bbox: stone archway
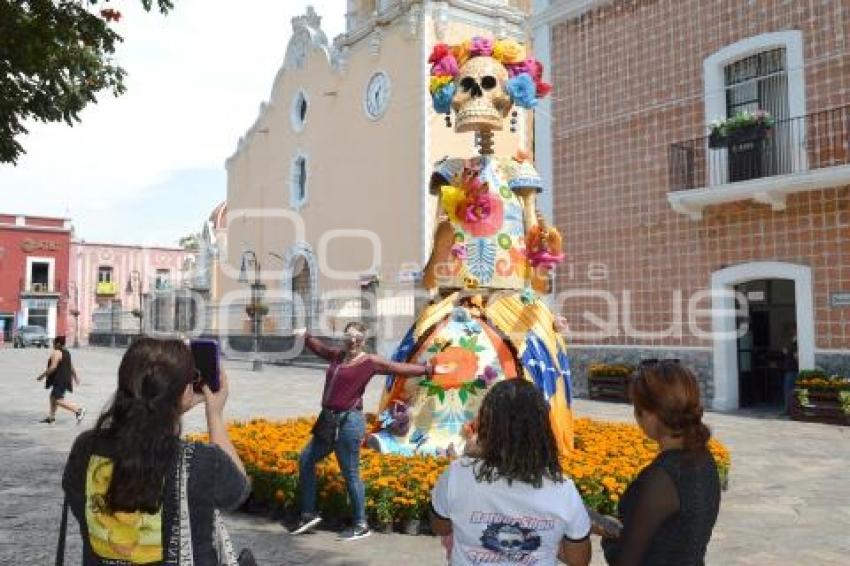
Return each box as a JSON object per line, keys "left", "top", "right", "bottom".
{"left": 710, "top": 261, "right": 814, "bottom": 410}
{"left": 281, "top": 242, "right": 318, "bottom": 331}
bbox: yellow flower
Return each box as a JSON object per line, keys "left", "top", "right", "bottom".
{"left": 452, "top": 40, "right": 472, "bottom": 67}
{"left": 492, "top": 39, "right": 525, "bottom": 64}
{"left": 430, "top": 75, "right": 453, "bottom": 93}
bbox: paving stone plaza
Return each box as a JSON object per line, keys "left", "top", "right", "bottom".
{"left": 1, "top": 347, "right": 847, "bottom": 565}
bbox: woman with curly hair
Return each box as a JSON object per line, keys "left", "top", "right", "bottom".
{"left": 430, "top": 379, "right": 591, "bottom": 565}
{"left": 597, "top": 360, "right": 721, "bottom": 565}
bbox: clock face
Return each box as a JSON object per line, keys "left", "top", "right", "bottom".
{"left": 364, "top": 71, "right": 391, "bottom": 120}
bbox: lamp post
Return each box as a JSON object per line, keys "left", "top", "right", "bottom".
{"left": 67, "top": 282, "right": 80, "bottom": 349}
{"left": 239, "top": 251, "right": 265, "bottom": 371}
{"left": 126, "top": 270, "right": 143, "bottom": 336}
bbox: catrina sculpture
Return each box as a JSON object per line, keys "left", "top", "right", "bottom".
{"left": 368, "top": 36, "right": 573, "bottom": 457}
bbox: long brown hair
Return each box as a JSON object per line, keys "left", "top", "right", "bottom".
{"left": 94, "top": 337, "right": 195, "bottom": 513}
{"left": 474, "top": 379, "right": 562, "bottom": 487}
{"left": 630, "top": 361, "right": 711, "bottom": 452}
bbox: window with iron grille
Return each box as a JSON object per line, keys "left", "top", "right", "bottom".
{"left": 291, "top": 155, "right": 308, "bottom": 208}
{"left": 724, "top": 48, "right": 791, "bottom": 181}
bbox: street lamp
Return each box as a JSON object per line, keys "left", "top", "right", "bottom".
{"left": 239, "top": 251, "right": 265, "bottom": 371}
{"left": 126, "top": 270, "right": 143, "bottom": 336}
{"left": 67, "top": 282, "right": 80, "bottom": 348}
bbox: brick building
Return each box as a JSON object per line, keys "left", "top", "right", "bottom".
{"left": 0, "top": 214, "right": 72, "bottom": 341}
{"left": 532, "top": 0, "right": 850, "bottom": 409}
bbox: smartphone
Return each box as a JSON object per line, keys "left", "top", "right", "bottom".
{"left": 190, "top": 339, "right": 220, "bottom": 393}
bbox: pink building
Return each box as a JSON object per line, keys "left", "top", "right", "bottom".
{"left": 68, "top": 242, "right": 194, "bottom": 345}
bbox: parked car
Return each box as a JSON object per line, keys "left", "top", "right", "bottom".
{"left": 13, "top": 326, "right": 50, "bottom": 348}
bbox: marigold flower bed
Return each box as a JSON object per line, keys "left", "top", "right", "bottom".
{"left": 190, "top": 416, "right": 730, "bottom": 524}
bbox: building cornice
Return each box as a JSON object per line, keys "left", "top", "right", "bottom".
{"left": 530, "top": 0, "right": 614, "bottom": 29}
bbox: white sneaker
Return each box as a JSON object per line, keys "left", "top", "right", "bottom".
{"left": 290, "top": 514, "right": 322, "bottom": 535}
{"left": 76, "top": 407, "right": 86, "bottom": 424}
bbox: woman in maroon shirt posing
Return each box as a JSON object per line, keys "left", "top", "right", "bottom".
{"left": 290, "top": 321, "right": 443, "bottom": 541}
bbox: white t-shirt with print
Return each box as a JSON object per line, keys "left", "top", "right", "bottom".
{"left": 431, "top": 457, "right": 591, "bottom": 565}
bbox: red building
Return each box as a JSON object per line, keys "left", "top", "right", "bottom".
{"left": 533, "top": 0, "right": 850, "bottom": 410}
{"left": 0, "top": 214, "right": 72, "bottom": 341}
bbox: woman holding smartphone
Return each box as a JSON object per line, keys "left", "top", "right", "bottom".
{"left": 61, "top": 337, "right": 250, "bottom": 564}
{"left": 291, "top": 322, "right": 446, "bottom": 541}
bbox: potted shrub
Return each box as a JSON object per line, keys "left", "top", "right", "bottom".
{"left": 587, "top": 362, "right": 635, "bottom": 402}
{"left": 708, "top": 109, "right": 775, "bottom": 148}
{"left": 792, "top": 369, "right": 850, "bottom": 425}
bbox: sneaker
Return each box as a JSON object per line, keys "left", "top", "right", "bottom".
{"left": 338, "top": 524, "right": 371, "bottom": 541}
{"left": 289, "top": 514, "right": 322, "bottom": 535}
{"left": 39, "top": 416, "right": 55, "bottom": 424}
{"left": 76, "top": 407, "right": 86, "bottom": 424}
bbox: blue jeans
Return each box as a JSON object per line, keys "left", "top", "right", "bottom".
{"left": 299, "top": 409, "right": 366, "bottom": 525}
{"left": 784, "top": 371, "right": 798, "bottom": 412}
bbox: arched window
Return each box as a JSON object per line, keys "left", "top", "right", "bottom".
{"left": 290, "top": 154, "right": 308, "bottom": 209}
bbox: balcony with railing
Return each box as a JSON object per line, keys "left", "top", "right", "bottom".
{"left": 20, "top": 278, "right": 61, "bottom": 297}
{"left": 668, "top": 105, "right": 850, "bottom": 220}
{"left": 96, "top": 281, "right": 118, "bottom": 297}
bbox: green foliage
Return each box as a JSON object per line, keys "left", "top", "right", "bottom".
{"left": 0, "top": 0, "right": 174, "bottom": 164}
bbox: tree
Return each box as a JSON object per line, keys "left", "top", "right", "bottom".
{"left": 0, "top": 0, "right": 174, "bottom": 164}
{"left": 178, "top": 231, "right": 200, "bottom": 251}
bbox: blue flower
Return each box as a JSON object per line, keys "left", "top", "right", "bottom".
{"left": 432, "top": 82, "right": 456, "bottom": 114}
{"left": 451, "top": 306, "right": 472, "bottom": 323}
{"left": 506, "top": 73, "right": 538, "bottom": 109}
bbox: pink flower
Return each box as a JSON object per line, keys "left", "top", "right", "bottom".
{"left": 462, "top": 195, "right": 492, "bottom": 223}
{"left": 431, "top": 54, "right": 459, "bottom": 77}
{"left": 481, "top": 366, "right": 499, "bottom": 386}
{"left": 508, "top": 58, "right": 544, "bottom": 80}
{"left": 469, "top": 36, "right": 493, "bottom": 57}
{"left": 457, "top": 193, "right": 504, "bottom": 237}
{"left": 451, "top": 243, "right": 467, "bottom": 259}
{"left": 527, "top": 249, "right": 565, "bottom": 270}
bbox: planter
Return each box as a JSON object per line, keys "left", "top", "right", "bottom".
{"left": 588, "top": 374, "right": 631, "bottom": 403}
{"left": 709, "top": 124, "right": 771, "bottom": 148}
{"left": 403, "top": 518, "right": 422, "bottom": 536}
{"left": 375, "top": 520, "right": 394, "bottom": 534}
{"left": 791, "top": 388, "right": 850, "bottom": 426}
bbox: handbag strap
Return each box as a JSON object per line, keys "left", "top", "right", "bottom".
{"left": 178, "top": 443, "right": 195, "bottom": 566}
{"left": 54, "top": 496, "right": 69, "bottom": 566}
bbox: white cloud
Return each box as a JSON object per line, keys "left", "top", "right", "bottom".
{"left": 0, "top": 0, "right": 345, "bottom": 240}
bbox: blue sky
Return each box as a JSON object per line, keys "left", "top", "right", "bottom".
{"left": 0, "top": 1, "right": 344, "bottom": 246}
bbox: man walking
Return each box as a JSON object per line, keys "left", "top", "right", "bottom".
{"left": 36, "top": 336, "right": 85, "bottom": 424}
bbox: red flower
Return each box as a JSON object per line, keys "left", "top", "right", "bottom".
{"left": 535, "top": 79, "right": 552, "bottom": 98}
{"left": 428, "top": 43, "right": 451, "bottom": 64}
{"left": 100, "top": 8, "right": 122, "bottom": 22}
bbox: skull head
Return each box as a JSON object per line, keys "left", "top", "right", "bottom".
{"left": 451, "top": 56, "right": 511, "bottom": 133}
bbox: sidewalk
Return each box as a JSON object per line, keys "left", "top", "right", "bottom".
{"left": 1, "top": 347, "right": 848, "bottom": 564}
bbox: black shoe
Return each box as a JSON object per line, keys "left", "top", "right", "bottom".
{"left": 290, "top": 514, "right": 322, "bottom": 535}
{"left": 40, "top": 416, "right": 55, "bottom": 424}
{"left": 338, "top": 524, "right": 371, "bottom": 541}
{"left": 76, "top": 407, "right": 86, "bottom": 424}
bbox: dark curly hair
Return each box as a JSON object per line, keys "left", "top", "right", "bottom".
{"left": 473, "top": 379, "right": 562, "bottom": 488}
{"left": 94, "top": 337, "right": 195, "bottom": 513}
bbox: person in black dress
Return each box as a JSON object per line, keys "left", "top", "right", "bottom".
{"left": 36, "top": 336, "right": 85, "bottom": 424}
{"left": 595, "top": 361, "right": 721, "bottom": 566}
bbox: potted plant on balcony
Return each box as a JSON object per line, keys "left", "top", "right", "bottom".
{"left": 587, "top": 362, "right": 635, "bottom": 402}
{"left": 131, "top": 308, "right": 143, "bottom": 319}
{"left": 708, "top": 109, "right": 775, "bottom": 148}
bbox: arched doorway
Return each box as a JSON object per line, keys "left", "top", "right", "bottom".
{"left": 291, "top": 255, "right": 312, "bottom": 330}
{"left": 281, "top": 242, "right": 318, "bottom": 332}
{"left": 710, "top": 262, "right": 814, "bottom": 410}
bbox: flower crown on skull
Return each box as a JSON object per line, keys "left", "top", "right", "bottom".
{"left": 428, "top": 36, "right": 552, "bottom": 115}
